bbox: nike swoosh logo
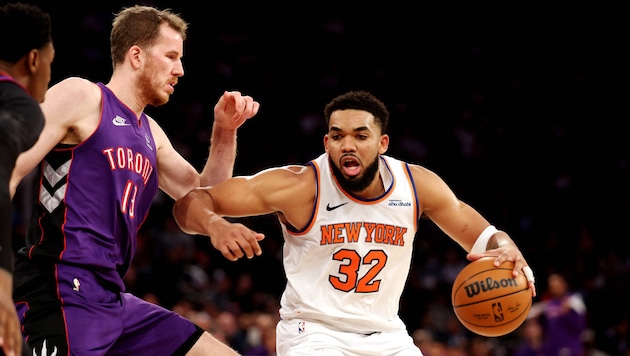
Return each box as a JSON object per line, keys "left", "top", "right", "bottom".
{"left": 112, "top": 115, "right": 131, "bottom": 126}
{"left": 326, "top": 202, "right": 348, "bottom": 211}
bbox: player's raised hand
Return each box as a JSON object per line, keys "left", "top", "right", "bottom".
{"left": 213, "top": 91, "right": 260, "bottom": 131}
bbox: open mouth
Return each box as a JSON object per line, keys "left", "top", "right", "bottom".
{"left": 341, "top": 156, "right": 360, "bottom": 177}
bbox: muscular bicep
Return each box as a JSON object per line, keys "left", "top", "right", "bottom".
{"left": 412, "top": 165, "right": 490, "bottom": 251}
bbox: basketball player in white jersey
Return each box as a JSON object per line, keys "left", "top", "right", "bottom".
{"left": 172, "top": 90, "right": 537, "bottom": 355}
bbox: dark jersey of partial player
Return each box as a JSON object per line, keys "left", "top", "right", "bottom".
{"left": 19, "top": 82, "right": 158, "bottom": 292}
{"left": 0, "top": 73, "right": 45, "bottom": 272}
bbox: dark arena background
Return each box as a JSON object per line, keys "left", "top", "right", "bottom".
{"left": 7, "top": 1, "right": 628, "bottom": 354}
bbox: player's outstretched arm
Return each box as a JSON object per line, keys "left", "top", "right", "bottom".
{"left": 174, "top": 165, "right": 311, "bottom": 261}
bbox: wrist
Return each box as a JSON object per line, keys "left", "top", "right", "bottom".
{"left": 210, "top": 123, "right": 237, "bottom": 144}
{"left": 471, "top": 225, "right": 499, "bottom": 253}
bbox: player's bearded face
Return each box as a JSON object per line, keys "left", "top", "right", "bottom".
{"left": 329, "top": 154, "right": 380, "bottom": 194}
{"left": 139, "top": 53, "right": 170, "bottom": 107}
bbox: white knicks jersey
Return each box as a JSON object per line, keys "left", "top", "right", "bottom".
{"left": 279, "top": 153, "right": 420, "bottom": 334}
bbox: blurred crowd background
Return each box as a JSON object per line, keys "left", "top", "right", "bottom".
{"left": 8, "top": 1, "right": 629, "bottom": 355}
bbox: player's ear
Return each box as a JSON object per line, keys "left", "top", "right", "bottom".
{"left": 379, "top": 134, "right": 389, "bottom": 154}
{"left": 129, "top": 45, "right": 143, "bottom": 69}
{"left": 24, "top": 48, "right": 40, "bottom": 74}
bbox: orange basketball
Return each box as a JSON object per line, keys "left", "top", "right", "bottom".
{"left": 451, "top": 257, "right": 532, "bottom": 337}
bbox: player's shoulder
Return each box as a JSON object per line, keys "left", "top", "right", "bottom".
{"left": 43, "top": 77, "right": 101, "bottom": 108}
{"left": 404, "top": 162, "right": 447, "bottom": 187}
{"left": 404, "top": 161, "right": 433, "bottom": 175}
{"left": 40, "top": 77, "right": 103, "bottom": 127}
{"left": 0, "top": 79, "right": 32, "bottom": 102}
{"left": 257, "top": 164, "right": 311, "bottom": 177}
{"left": 0, "top": 75, "right": 22, "bottom": 89}
{"left": 0, "top": 82, "right": 41, "bottom": 128}
{"left": 49, "top": 76, "right": 100, "bottom": 97}
{"left": 251, "top": 164, "right": 315, "bottom": 189}
{"left": 52, "top": 76, "right": 94, "bottom": 87}
{"left": 0, "top": 82, "right": 41, "bottom": 126}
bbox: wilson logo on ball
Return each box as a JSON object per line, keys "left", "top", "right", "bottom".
{"left": 463, "top": 277, "right": 520, "bottom": 298}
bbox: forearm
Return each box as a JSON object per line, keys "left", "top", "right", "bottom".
{"left": 173, "top": 188, "right": 219, "bottom": 235}
{"left": 200, "top": 124, "right": 237, "bottom": 187}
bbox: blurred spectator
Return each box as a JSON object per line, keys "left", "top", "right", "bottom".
{"left": 528, "top": 272, "right": 587, "bottom": 356}
{"left": 246, "top": 312, "right": 278, "bottom": 356}
{"left": 412, "top": 328, "right": 453, "bottom": 356}
{"left": 443, "top": 315, "right": 469, "bottom": 350}
{"left": 514, "top": 318, "right": 545, "bottom": 356}
{"left": 172, "top": 298, "right": 213, "bottom": 331}
{"left": 465, "top": 336, "right": 496, "bottom": 356}
{"left": 412, "top": 328, "right": 434, "bottom": 350}
{"left": 214, "top": 310, "right": 249, "bottom": 354}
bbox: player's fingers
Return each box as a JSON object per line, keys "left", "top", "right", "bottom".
{"left": 466, "top": 252, "right": 489, "bottom": 261}
{"left": 522, "top": 266, "right": 537, "bottom": 297}
{"left": 4, "top": 335, "right": 20, "bottom": 356}
{"left": 251, "top": 101, "right": 260, "bottom": 116}
{"left": 228, "top": 241, "right": 246, "bottom": 260}
{"left": 522, "top": 266, "right": 535, "bottom": 283}
{"left": 238, "top": 95, "right": 248, "bottom": 112}
{"left": 0, "top": 322, "right": 20, "bottom": 356}
{"left": 0, "top": 310, "right": 9, "bottom": 344}
{"left": 233, "top": 96, "right": 256, "bottom": 120}
{"left": 220, "top": 245, "right": 238, "bottom": 262}
{"left": 238, "top": 243, "right": 255, "bottom": 259}
{"left": 528, "top": 281, "right": 537, "bottom": 297}
{"left": 240, "top": 233, "right": 264, "bottom": 258}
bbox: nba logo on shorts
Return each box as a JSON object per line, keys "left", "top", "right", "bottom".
{"left": 298, "top": 321, "right": 306, "bottom": 334}
{"left": 492, "top": 302, "right": 504, "bottom": 322}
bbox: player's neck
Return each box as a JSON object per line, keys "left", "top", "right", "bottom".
{"left": 106, "top": 76, "right": 146, "bottom": 118}
{"left": 0, "top": 61, "right": 17, "bottom": 77}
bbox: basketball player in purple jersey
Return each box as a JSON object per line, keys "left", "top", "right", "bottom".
{"left": 9, "top": 5, "right": 263, "bottom": 356}
{"left": 0, "top": 3, "right": 54, "bottom": 356}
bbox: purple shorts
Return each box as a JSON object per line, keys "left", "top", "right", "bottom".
{"left": 14, "top": 261, "right": 202, "bottom": 355}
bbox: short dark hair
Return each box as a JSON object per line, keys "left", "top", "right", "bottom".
{"left": 0, "top": 2, "right": 52, "bottom": 63}
{"left": 323, "top": 90, "right": 390, "bottom": 134}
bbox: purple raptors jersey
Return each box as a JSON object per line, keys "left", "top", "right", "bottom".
{"left": 21, "top": 82, "right": 158, "bottom": 292}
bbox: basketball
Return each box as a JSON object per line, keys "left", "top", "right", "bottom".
{"left": 451, "top": 257, "right": 532, "bottom": 337}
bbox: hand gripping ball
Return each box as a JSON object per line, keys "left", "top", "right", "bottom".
{"left": 451, "top": 257, "right": 532, "bottom": 337}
